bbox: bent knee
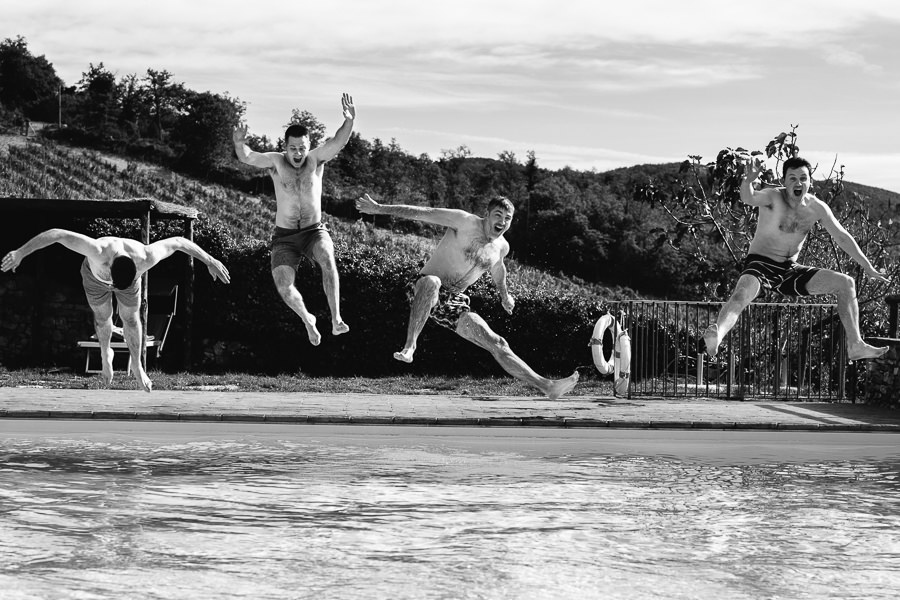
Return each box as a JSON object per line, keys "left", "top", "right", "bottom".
{"left": 836, "top": 274, "right": 855, "bottom": 294}
{"left": 415, "top": 275, "right": 442, "bottom": 298}
{"left": 272, "top": 268, "right": 296, "bottom": 293}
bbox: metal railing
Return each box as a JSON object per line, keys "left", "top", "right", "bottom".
{"left": 611, "top": 300, "right": 847, "bottom": 400}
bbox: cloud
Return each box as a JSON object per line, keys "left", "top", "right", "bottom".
{"left": 821, "top": 46, "right": 884, "bottom": 73}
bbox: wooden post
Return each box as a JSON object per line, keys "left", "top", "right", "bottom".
{"left": 183, "top": 217, "right": 195, "bottom": 369}
{"left": 886, "top": 294, "right": 900, "bottom": 338}
{"left": 140, "top": 210, "right": 150, "bottom": 369}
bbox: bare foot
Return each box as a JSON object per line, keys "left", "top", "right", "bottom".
{"left": 332, "top": 321, "right": 350, "bottom": 336}
{"left": 304, "top": 315, "right": 321, "bottom": 346}
{"left": 546, "top": 371, "right": 580, "bottom": 400}
{"left": 393, "top": 349, "right": 414, "bottom": 363}
{"left": 848, "top": 342, "right": 889, "bottom": 361}
{"left": 101, "top": 352, "right": 114, "bottom": 386}
{"left": 132, "top": 364, "right": 153, "bottom": 393}
{"left": 702, "top": 324, "right": 720, "bottom": 358}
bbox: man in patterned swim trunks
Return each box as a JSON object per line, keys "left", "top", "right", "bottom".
{"left": 356, "top": 193, "right": 579, "bottom": 400}
{"left": 2, "top": 229, "right": 230, "bottom": 391}
{"left": 703, "top": 156, "right": 890, "bottom": 360}
{"left": 233, "top": 94, "right": 356, "bottom": 346}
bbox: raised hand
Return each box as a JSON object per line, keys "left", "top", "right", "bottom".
{"left": 744, "top": 155, "right": 764, "bottom": 180}
{"left": 341, "top": 93, "right": 356, "bottom": 121}
{"left": 232, "top": 124, "right": 249, "bottom": 145}
{"left": 355, "top": 193, "right": 380, "bottom": 215}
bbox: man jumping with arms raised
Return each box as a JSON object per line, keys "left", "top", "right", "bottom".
{"left": 356, "top": 193, "right": 579, "bottom": 400}
{"left": 703, "top": 156, "right": 890, "bottom": 361}
{"left": 2, "top": 229, "right": 230, "bottom": 392}
{"left": 233, "top": 93, "right": 355, "bottom": 345}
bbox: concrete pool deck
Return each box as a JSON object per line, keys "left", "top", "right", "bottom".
{"left": 1, "top": 387, "right": 899, "bottom": 432}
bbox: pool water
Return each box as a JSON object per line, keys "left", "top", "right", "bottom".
{"left": 1, "top": 422, "right": 899, "bottom": 600}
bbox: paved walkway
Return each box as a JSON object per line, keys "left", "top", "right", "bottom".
{"left": 1, "top": 387, "right": 898, "bottom": 432}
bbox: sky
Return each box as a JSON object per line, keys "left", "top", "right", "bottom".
{"left": 6, "top": 0, "right": 900, "bottom": 192}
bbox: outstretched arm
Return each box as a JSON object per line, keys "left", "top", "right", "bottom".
{"left": 145, "top": 238, "right": 231, "bottom": 283}
{"left": 313, "top": 93, "right": 355, "bottom": 163}
{"left": 2, "top": 229, "right": 102, "bottom": 273}
{"left": 490, "top": 254, "right": 515, "bottom": 314}
{"left": 233, "top": 125, "right": 279, "bottom": 169}
{"left": 816, "top": 201, "right": 890, "bottom": 283}
{"left": 356, "top": 193, "right": 471, "bottom": 229}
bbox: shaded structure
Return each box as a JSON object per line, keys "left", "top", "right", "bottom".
{"left": 0, "top": 197, "right": 199, "bottom": 369}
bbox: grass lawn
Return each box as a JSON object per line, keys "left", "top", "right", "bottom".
{"left": 0, "top": 367, "right": 614, "bottom": 397}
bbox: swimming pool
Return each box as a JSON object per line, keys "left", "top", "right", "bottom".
{"left": 1, "top": 421, "right": 899, "bottom": 599}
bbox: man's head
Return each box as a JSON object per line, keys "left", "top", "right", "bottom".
{"left": 782, "top": 157, "right": 813, "bottom": 199}
{"left": 284, "top": 124, "right": 310, "bottom": 167}
{"left": 110, "top": 255, "right": 137, "bottom": 290}
{"left": 485, "top": 196, "right": 515, "bottom": 239}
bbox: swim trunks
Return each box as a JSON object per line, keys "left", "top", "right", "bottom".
{"left": 80, "top": 258, "right": 140, "bottom": 309}
{"left": 407, "top": 275, "right": 471, "bottom": 332}
{"left": 741, "top": 253, "right": 820, "bottom": 296}
{"left": 270, "top": 222, "right": 331, "bottom": 270}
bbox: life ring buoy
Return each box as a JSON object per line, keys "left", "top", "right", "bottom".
{"left": 590, "top": 314, "right": 617, "bottom": 375}
{"left": 613, "top": 330, "right": 631, "bottom": 396}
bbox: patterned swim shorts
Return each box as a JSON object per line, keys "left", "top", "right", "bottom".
{"left": 407, "top": 275, "right": 471, "bottom": 332}
{"left": 741, "top": 253, "right": 820, "bottom": 296}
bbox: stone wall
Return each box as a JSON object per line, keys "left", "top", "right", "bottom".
{"left": 862, "top": 338, "right": 900, "bottom": 409}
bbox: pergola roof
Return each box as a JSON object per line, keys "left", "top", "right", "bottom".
{"left": 0, "top": 197, "right": 199, "bottom": 220}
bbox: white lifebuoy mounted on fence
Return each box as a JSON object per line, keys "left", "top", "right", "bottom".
{"left": 590, "top": 314, "right": 616, "bottom": 375}
{"left": 589, "top": 313, "right": 631, "bottom": 396}
{"left": 613, "top": 329, "right": 631, "bottom": 396}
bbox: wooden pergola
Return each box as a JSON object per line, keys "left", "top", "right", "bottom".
{"left": 0, "top": 197, "right": 200, "bottom": 368}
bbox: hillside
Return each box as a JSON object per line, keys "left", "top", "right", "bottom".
{"left": 0, "top": 140, "right": 634, "bottom": 299}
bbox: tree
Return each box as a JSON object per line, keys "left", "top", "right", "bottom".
{"left": 284, "top": 108, "right": 326, "bottom": 148}
{"left": 74, "top": 62, "right": 120, "bottom": 133}
{"left": 172, "top": 90, "right": 245, "bottom": 173}
{"left": 0, "top": 36, "right": 62, "bottom": 120}
{"left": 117, "top": 73, "right": 147, "bottom": 137}
{"left": 144, "top": 68, "right": 184, "bottom": 141}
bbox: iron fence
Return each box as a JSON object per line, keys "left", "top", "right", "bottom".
{"left": 610, "top": 300, "right": 847, "bottom": 400}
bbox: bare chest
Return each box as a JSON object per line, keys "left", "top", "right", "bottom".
{"left": 462, "top": 236, "right": 502, "bottom": 270}
{"left": 775, "top": 206, "right": 817, "bottom": 235}
{"left": 272, "top": 161, "right": 320, "bottom": 197}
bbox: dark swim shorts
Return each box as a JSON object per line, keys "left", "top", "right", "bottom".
{"left": 741, "top": 253, "right": 820, "bottom": 296}
{"left": 80, "top": 258, "right": 140, "bottom": 309}
{"left": 407, "top": 275, "right": 471, "bottom": 332}
{"left": 270, "top": 222, "right": 331, "bottom": 270}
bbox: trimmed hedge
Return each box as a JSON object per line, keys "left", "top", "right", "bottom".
{"left": 188, "top": 219, "right": 608, "bottom": 377}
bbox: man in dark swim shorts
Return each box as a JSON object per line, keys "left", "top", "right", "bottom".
{"left": 703, "top": 156, "right": 890, "bottom": 361}
{"left": 270, "top": 222, "right": 332, "bottom": 271}
{"left": 233, "top": 93, "right": 356, "bottom": 346}
{"left": 740, "top": 253, "right": 820, "bottom": 297}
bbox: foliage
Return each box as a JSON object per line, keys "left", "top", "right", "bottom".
{"left": 1, "top": 143, "right": 632, "bottom": 378}
{"left": 2, "top": 36, "right": 899, "bottom": 311}
{"left": 638, "top": 126, "right": 900, "bottom": 336}
{"left": 0, "top": 36, "right": 62, "bottom": 121}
